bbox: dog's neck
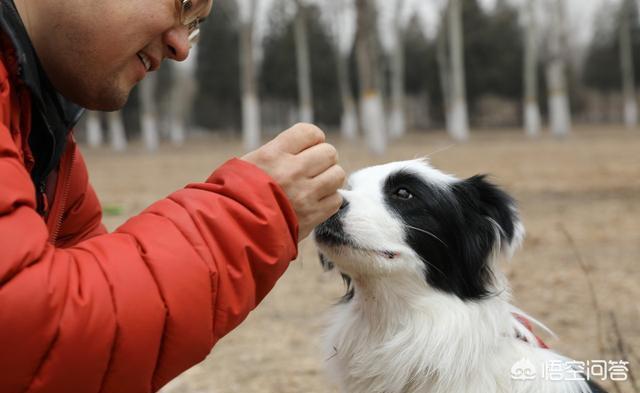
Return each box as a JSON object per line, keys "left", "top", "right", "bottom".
{"left": 328, "top": 270, "right": 519, "bottom": 392}
{"left": 346, "top": 269, "right": 511, "bottom": 323}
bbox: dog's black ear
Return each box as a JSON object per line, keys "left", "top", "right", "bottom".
{"left": 453, "top": 175, "right": 521, "bottom": 249}
{"left": 319, "top": 252, "right": 335, "bottom": 271}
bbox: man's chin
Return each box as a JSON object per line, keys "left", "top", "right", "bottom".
{"left": 59, "top": 82, "right": 131, "bottom": 111}
{"left": 76, "top": 91, "right": 130, "bottom": 112}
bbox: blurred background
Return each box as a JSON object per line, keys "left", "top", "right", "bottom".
{"left": 79, "top": 0, "right": 639, "bottom": 392}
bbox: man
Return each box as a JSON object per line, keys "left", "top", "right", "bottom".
{"left": 0, "top": 0, "right": 345, "bottom": 392}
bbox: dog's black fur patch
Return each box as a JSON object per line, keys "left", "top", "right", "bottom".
{"left": 315, "top": 198, "right": 353, "bottom": 248}
{"left": 383, "top": 171, "right": 518, "bottom": 301}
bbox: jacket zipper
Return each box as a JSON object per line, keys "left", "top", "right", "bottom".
{"left": 36, "top": 181, "right": 49, "bottom": 217}
{"left": 49, "top": 147, "right": 75, "bottom": 245}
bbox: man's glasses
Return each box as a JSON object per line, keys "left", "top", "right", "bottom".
{"left": 176, "top": 0, "right": 208, "bottom": 44}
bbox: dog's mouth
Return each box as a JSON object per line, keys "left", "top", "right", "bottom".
{"left": 314, "top": 227, "right": 399, "bottom": 260}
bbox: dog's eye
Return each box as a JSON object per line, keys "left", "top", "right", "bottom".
{"left": 393, "top": 188, "right": 413, "bottom": 200}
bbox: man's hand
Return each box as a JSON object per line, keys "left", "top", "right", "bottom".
{"left": 242, "top": 123, "right": 345, "bottom": 240}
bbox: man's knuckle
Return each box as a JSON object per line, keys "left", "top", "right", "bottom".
{"left": 302, "top": 123, "right": 325, "bottom": 141}
{"left": 325, "top": 144, "right": 338, "bottom": 163}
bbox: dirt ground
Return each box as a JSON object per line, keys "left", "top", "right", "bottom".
{"left": 84, "top": 126, "right": 640, "bottom": 393}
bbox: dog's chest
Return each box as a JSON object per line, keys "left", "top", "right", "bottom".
{"left": 324, "top": 305, "right": 440, "bottom": 393}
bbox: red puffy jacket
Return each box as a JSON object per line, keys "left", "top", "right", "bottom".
{"left": 0, "top": 19, "right": 298, "bottom": 393}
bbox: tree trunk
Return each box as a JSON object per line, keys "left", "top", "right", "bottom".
{"left": 239, "top": 0, "right": 261, "bottom": 151}
{"left": 108, "top": 111, "right": 127, "bottom": 152}
{"left": 169, "top": 46, "right": 198, "bottom": 145}
{"left": 620, "top": 0, "right": 638, "bottom": 129}
{"left": 336, "top": 47, "right": 358, "bottom": 140}
{"left": 325, "top": 0, "right": 358, "bottom": 140}
{"left": 139, "top": 73, "right": 160, "bottom": 151}
{"left": 448, "top": 0, "right": 469, "bottom": 141}
{"left": 436, "top": 16, "right": 452, "bottom": 133}
{"left": 524, "top": 0, "right": 541, "bottom": 137}
{"left": 85, "top": 111, "right": 103, "bottom": 148}
{"left": 389, "top": 0, "right": 407, "bottom": 139}
{"left": 546, "top": 0, "right": 571, "bottom": 137}
{"left": 356, "top": 0, "right": 386, "bottom": 155}
{"left": 294, "top": 0, "right": 314, "bottom": 123}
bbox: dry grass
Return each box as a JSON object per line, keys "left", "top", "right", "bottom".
{"left": 84, "top": 126, "right": 640, "bottom": 393}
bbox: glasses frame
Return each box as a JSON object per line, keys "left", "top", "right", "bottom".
{"left": 176, "top": 0, "right": 202, "bottom": 44}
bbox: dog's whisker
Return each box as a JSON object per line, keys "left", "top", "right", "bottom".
{"left": 421, "top": 257, "right": 446, "bottom": 277}
{"left": 403, "top": 224, "right": 449, "bottom": 248}
{"left": 423, "top": 144, "right": 454, "bottom": 159}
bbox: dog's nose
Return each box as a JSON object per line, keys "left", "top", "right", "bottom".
{"left": 339, "top": 198, "right": 350, "bottom": 211}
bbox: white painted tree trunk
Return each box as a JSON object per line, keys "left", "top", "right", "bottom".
{"left": 108, "top": 111, "right": 127, "bottom": 152}
{"left": 341, "top": 100, "right": 358, "bottom": 141}
{"left": 242, "top": 93, "right": 261, "bottom": 151}
{"left": 356, "top": 0, "right": 386, "bottom": 154}
{"left": 85, "top": 111, "right": 103, "bottom": 148}
{"left": 239, "top": 1, "right": 261, "bottom": 151}
{"left": 546, "top": 61, "right": 571, "bottom": 137}
{"left": 448, "top": 0, "right": 469, "bottom": 141}
{"left": 139, "top": 72, "right": 160, "bottom": 151}
{"left": 169, "top": 47, "right": 198, "bottom": 145}
{"left": 524, "top": 102, "right": 541, "bottom": 137}
{"left": 524, "top": 0, "right": 541, "bottom": 137}
{"left": 620, "top": 0, "right": 638, "bottom": 129}
{"left": 436, "top": 19, "right": 452, "bottom": 133}
{"left": 361, "top": 92, "right": 386, "bottom": 155}
{"left": 389, "top": 30, "right": 406, "bottom": 139}
{"left": 294, "top": 1, "right": 314, "bottom": 123}
{"left": 546, "top": 0, "right": 571, "bottom": 137}
{"left": 322, "top": 0, "right": 358, "bottom": 140}
{"left": 624, "top": 99, "right": 638, "bottom": 127}
{"left": 336, "top": 49, "right": 358, "bottom": 140}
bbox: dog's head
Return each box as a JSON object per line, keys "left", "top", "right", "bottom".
{"left": 314, "top": 159, "right": 524, "bottom": 301}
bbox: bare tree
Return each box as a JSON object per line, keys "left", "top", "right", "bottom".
{"left": 620, "top": 0, "right": 638, "bottom": 129}
{"left": 436, "top": 10, "right": 452, "bottom": 134}
{"left": 85, "top": 111, "right": 103, "bottom": 148}
{"left": 523, "top": 0, "right": 541, "bottom": 137}
{"left": 168, "top": 46, "right": 199, "bottom": 145}
{"left": 356, "top": 0, "right": 387, "bottom": 155}
{"left": 108, "top": 111, "right": 127, "bottom": 152}
{"left": 321, "top": 0, "right": 358, "bottom": 140}
{"left": 238, "top": 0, "right": 261, "bottom": 151}
{"left": 447, "top": 0, "right": 469, "bottom": 141}
{"left": 139, "top": 73, "right": 160, "bottom": 151}
{"left": 387, "top": 0, "right": 408, "bottom": 139}
{"left": 294, "top": 0, "right": 314, "bottom": 123}
{"left": 545, "top": 0, "right": 571, "bottom": 137}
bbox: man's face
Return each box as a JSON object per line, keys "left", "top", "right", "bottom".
{"left": 16, "top": 0, "right": 212, "bottom": 110}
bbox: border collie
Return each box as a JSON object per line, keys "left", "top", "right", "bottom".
{"left": 314, "top": 159, "right": 606, "bottom": 393}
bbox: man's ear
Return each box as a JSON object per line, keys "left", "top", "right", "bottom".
{"left": 453, "top": 175, "right": 524, "bottom": 257}
{"left": 319, "top": 252, "right": 335, "bottom": 271}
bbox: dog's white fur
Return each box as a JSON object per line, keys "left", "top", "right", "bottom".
{"left": 316, "top": 160, "right": 593, "bottom": 393}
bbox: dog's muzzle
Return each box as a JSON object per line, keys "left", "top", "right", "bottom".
{"left": 314, "top": 198, "right": 352, "bottom": 247}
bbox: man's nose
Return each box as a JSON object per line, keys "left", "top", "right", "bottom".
{"left": 162, "top": 27, "right": 191, "bottom": 62}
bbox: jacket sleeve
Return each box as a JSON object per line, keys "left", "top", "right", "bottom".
{"left": 0, "top": 125, "right": 299, "bottom": 393}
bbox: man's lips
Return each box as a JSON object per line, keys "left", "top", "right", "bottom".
{"left": 136, "top": 52, "right": 159, "bottom": 72}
